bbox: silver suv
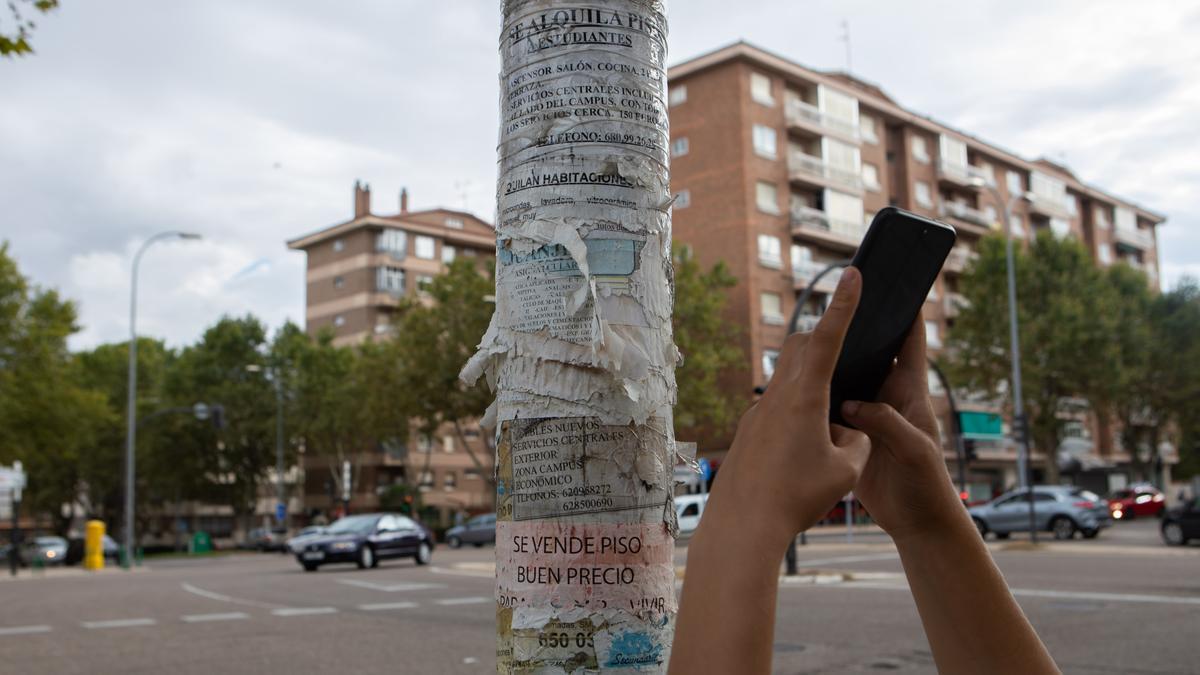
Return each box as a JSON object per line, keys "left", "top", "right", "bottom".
{"left": 968, "top": 486, "right": 1112, "bottom": 540}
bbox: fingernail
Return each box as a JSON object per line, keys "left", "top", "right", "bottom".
{"left": 836, "top": 266, "right": 860, "bottom": 294}
{"left": 842, "top": 400, "right": 862, "bottom": 417}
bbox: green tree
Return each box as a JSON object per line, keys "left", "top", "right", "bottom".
{"left": 671, "top": 246, "right": 744, "bottom": 438}
{"left": 0, "top": 242, "right": 110, "bottom": 534}
{"left": 386, "top": 258, "right": 496, "bottom": 487}
{"left": 1, "top": 0, "right": 58, "bottom": 58}
{"left": 945, "top": 233, "right": 1118, "bottom": 484}
{"left": 1149, "top": 280, "right": 1200, "bottom": 480}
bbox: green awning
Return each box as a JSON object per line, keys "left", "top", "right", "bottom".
{"left": 959, "top": 411, "right": 1004, "bottom": 439}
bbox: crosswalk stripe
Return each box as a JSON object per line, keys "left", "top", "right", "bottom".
{"left": 358, "top": 602, "right": 419, "bottom": 611}
{"left": 181, "top": 612, "right": 250, "bottom": 623}
{"left": 82, "top": 618, "right": 157, "bottom": 629}
{"left": 435, "top": 596, "right": 490, "bottom": 606}
{"left": 271, "top": 607, "right": 338, "bottom": 617}
{"left": 0, "top": 625, "right": 51, "bottom": 636}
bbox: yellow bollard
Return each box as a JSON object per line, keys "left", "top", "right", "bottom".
{"left": 84, "top": 520, "right": 105, "bottom": 571}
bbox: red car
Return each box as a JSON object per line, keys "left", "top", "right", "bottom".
{"left": 1108, "top": 485, "right": 1166, "bottom": 520}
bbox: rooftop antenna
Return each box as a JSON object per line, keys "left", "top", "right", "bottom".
{"left": 453, "top": 179, "right": 473, "bottom": 211}
{"left": 839, "top": 20, "right": 852, "bottom": 73}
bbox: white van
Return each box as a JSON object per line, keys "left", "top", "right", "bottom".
{"left": 676, "top": 494, "right": 709, "bottom": 536}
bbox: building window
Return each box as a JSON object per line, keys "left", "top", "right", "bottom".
{"left": 462, "top": 247, "right": 477, "bottom": 257}
{"left": 862, "top": 162, "right": 881, "bottom": 192}
{"left": 673, "top": 189, "right": 690, "bottom": 209}
{"left": 750, "top": 72, "right": 774, "bottom": 106}
{"left": 752, "top": 125, "right": 777, "bottom": 159}
{"left": 859, "top": 113, "right": 878, "bottom": 144}
{"left": 1006, "top": 170, "right": 1023, "bottom": 196}
{"left": 464, "top": 468, "right": 482, "bottom": 480}
{"left": 1098, "top": 243, "right": 1112, "bottom": 265}
{"left": 823, "top": 137, "right": 861, "bottom": 186}
{"left": 443, "top": 435, "right": 455, "bottom": 453}
{"left": 914, "top": 181, "right": 933, "bottom": 208}
{"left": 1064, "top": 195, "right": 1078, "bottom": 216}
{"left": 984, "top": 205, "right": 997, "bottom": 225}
{"left": 1031, "top": 171, "right": 1067, "bottom": 208}
{"left": 377, "top": 266, "right": 406, "bottom": 295}
{"left": 1094, "top": 206, "right": 1110, "bottom": 229}
{"left": 757, "top": 234, "right": 782, "bottom": 269}
{"left": 671, "top": 137, "right": 689, "bottom": 157}
{"left": 1049, "top": 217, "right": 1071, "bottom": 239}
{"left": 980, "top": 162, "right": 997, "bottom": 186}
{"left": 417, "top": 274, "right": 434, "bottom": 293}
{"left": 417, "top": 434, "right": 433, "bottom": 452}
{"left": 415, "top": 235, "right": 436, "bottom": 259}
{"left": 755, "top": 181, "right": 780, "bottom": 214}
{"left": 669, "top": 85, "right": 687, "bottom": 106}
{"left": 911, "top": 136, "right": 930, "bottom": 164}
{"left": 418, "top": 470, "right": 434, "bottom": 488}
{"left": 333, "top": 275, "right": 344, "bottom": 289}
{"left": 826, "top": 190, "right": 865, "bottom": 235}
{"left": 333, "top": 314, "right": 346, "bottom": 328}
{"left": 791, "top": 244, "right": 812, "bottom": 275}
{"left": 377, "top": 229, "right": 407, "bottom": 256}
{"left": 760, "top": 292, "right": 784, "bottom": 325}
{"left": 441, "top": 244, "right": 456, "bottom": 263}
{"left": 925, "top": 320, "right": 941, "bottom": 348}
{"left": 444, "top": 471, "right": 457, "bottom": 490}
{"left": 926, "top": 367, "right": 945, "bottom": 395}
{"left": 1009, "top": 214, "right": 1025, "bottom": 238}
{"left": 445, "top": 217, "right": 464, "bottom": 228}
{"left": 333, "top": 238, "right": 344, "bottom": 252}
{"left": 374, "top": 313, "right": 392, "bottom": 335}
{"left": 762, "top": 349, "right": 780, "bottom": 380}
{"left": 1114, "top": 206, "right": 1136, "bottom": 232}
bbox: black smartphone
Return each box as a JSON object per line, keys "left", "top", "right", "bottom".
{"left": 829, "top": 207, "right": 956, "bottom": 427}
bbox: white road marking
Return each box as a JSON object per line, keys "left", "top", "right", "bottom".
{"left": 0, "top": 625, "right": 51, "bottom": 636}
{"left": 271, "top": 607, "right": 338, "bottom": 617}
{"left": 358, "top": 601, "right": 419, "bottom": 611}
{"left": 181, "top": 612, "right": 250, "bottom": 623}
{"left": 430, "top": 565, "right": 494, "bottom": 579}
{"left": 793, "top": 553, "right": 901, "bottom": 566}
{"left": 82, "top": 618, "right": 157, "bottom": 629}
{"left": 336, "top": 579, "right": 446, "bottom": 593}
{"left": 181, "top": 582, "right": 280, "bottom": 609}
{"left": 435, "top": 596, "right": 490, "bottom": 606}
{"left": 815, "top": 580, "right": 1200, "bottom": 607}
{"left": 463, "top": 657, "right": 479, "bottom": 664}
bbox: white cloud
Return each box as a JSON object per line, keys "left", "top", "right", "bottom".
{"left": 3, "top": 0, "right": 1196, "bottom": 350}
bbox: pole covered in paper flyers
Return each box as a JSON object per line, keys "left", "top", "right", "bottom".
{"left": 462, "top": 1, "right": 678, "bottom": 671}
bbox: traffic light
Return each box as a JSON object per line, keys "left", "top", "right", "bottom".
{"left": 963, "top": 438, "right": 977, "bottom": 462}
{"left": 210, "top": 405, "right": 226, "bottom": 430}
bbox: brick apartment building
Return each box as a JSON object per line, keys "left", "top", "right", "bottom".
{"left": 666, "top": 42, "right": 1168, "bottom": 498}
{"left": 286, "top": 183, "right": 496, "bottom": 525}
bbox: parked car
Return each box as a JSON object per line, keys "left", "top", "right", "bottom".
{"left": 1108, "top": 484, "right": 1167, "bottom": 520}
{"left": 246, "top": 527, "right": 289, "bottom": 552}
{"left": 286, "top": 526, "right": 328, "bottom": 554}
{"left": 26, "top": 536, "right": 69, "bottom": 566}
{"left": 445, "top": 514, "right": 496, "bottom": 549}
{"left": 293, "top": 513, "right": 433, "bottom": 572}
{"left": 675, "top": 494, "right": 708, "bottom": 535}
{"left": 65, "top": 533, "right": 122, "bottom": 566}
{"left": 968, "top": 486, "right": 1111, "bottom": 540}
{"left": 1161, "top": 497, "right": 1200, "bottom": 546}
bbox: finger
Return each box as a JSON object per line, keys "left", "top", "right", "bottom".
{"left": 799, "top": 266, "right": 862, "bottom": 394}
{"left": 840, "top": 400, "right": 928, "bottom": 462}
{"left": 771, "top": 331, "right": 810, "bottom": 383}
{"left": 830, "top": 423, "right": 871, "bottom": 481}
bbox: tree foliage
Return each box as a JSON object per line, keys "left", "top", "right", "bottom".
{"left": 671, "top": 246, "right": 744, "bottom": 436}
{"left": 1, "top": 0, "right": 58, "bottom": 58}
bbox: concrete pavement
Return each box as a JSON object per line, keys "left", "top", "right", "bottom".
{"left": 0, "top": 519, "right": 1196, "bottom": 674}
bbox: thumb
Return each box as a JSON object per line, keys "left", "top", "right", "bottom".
{"left": 841, "top": 400, "right": 927, "bottom": 460}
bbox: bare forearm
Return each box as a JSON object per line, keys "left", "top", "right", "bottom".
{"left": 895, "top": 516, "right": 1059, "bottom": 674}
{"left": 669, "top": 512, "right": 789, "bottom": 674}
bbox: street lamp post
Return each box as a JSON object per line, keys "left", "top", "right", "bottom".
{"left": 974, "top": 179, "right": 1038, "bottom": 543}
{"left": 124, "top": 231, "right": 201, "bottom": 567}
{"left": 247, "top": 364, "right": 287, "bottom": 529}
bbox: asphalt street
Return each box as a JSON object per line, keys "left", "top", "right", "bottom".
{"left": 1, "top": 519, "right": 1196, "bottom": 674}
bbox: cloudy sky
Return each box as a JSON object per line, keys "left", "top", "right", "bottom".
{"left": 4, "top": 1, "right": 1197, "bottom": 350}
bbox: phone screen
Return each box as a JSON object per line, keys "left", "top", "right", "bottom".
{"left": 829, "top": 207, "right": 956, "bottom": 426}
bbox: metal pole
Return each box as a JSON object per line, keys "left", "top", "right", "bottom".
{"left": 983, "top": 184, "right": 1037, "bottom": 544}
{"left": 124, "top": 231, "right": 200, "bottom": 568}
{"left": 927, "top": 359, "right": 967, "bottom": 496}
{"left": 785, "top": 259, "right": 852, "bottom": 576}
{"left": 274, "top": 371, "right": 285, "bottom": 529}
{"left": 8, "top": 492, "right": 17, "bottom": 577}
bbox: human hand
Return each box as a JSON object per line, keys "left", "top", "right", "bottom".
{"left": 700, "top": 268, "right": 871, "bottom": 551}
{"left": 840, "top": 314, "right": 970, "bottom": 544}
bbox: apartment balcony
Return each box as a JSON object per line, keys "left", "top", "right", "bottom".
{"left": 1113, "top": 226, "right": 1154, "bottom": 250}
{"left": 792, "top": 260, "right": 843, "bottom": 294}
{"left": 944, "top": 292, "right": 969, "bottom": 318}
{"left": 943, "top": 245, "right": 977, "bottom": 274}
{"left": 1027, "top": 192, "right": 1071, "bottom": 218}
{"left": 787, "top": 149, "right": 864, "bottom": 194}
{"left": 785, "top": 98, "right": 860, "bottom": 143}
{"left": 790, "top": 205, "right": 868, "bottom": 250}
{"left": 936, "top": 160, "right": 990, "bottom": 188}
{"left": 938, "top": 201, "right": 995, "bottom": 234}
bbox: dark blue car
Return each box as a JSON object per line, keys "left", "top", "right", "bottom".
{"left": 295, "top": 513, "right": 434, "bottom": 572}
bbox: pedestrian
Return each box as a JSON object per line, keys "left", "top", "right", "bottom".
{"left": 670, "top": 267, "right": 1059, "bottom": 674}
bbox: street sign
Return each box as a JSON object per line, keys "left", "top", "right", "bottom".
{"left": 697, "top": 458, "right": 712, "bottom": 482}
{"left": 275, "top": 502, "right": 286, "bottom": 523}
{"left": 958, "top": 411, "right": 1004, "bottom": 440}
